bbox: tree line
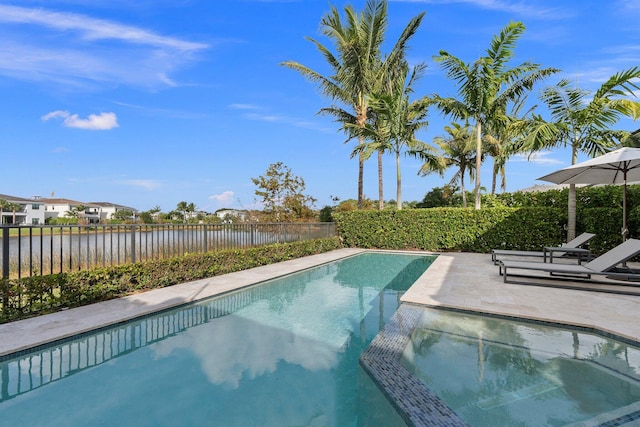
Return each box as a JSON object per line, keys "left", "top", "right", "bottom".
{"left": 282, "top": 0, "right": 640, "bottom": 240}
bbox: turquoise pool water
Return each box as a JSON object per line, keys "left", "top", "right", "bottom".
{"left": 0, "top": 252, "right": 435, "bottom": 426}
{"left": 402, "top": 308, "right": 640, "bottom": 426}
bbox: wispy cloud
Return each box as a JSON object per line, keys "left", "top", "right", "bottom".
{"left": 42, "top": 110, "right": 119, "bottom": 130}
{"left": 113, "top": 101, "right": 210, "bottom": 120}
{"left": 0, "top": 5, "right": 208, "bottom": 89}
{"left": 117, "top": 179, "right": 163, "bottom": 191}
{"left": 229, "top": 104, "right": 260, "bottom": 110}
{"left": 390, "top": 0, "right": 566, "bottom": 19}
{"left": 209, "top": 191, "right": 235, "bottom": 204}
{"left": 231, "top": 104, "right": 333, "bottom": 132}
{"left": 510, "top": 151, "right": 564, "bottom": 165}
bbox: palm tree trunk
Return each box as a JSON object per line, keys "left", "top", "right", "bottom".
{"left": 358, "top": 150, "right": 365, "bottom": 210}
{"left": 357, "top": 105, "right": 367, "bottom": 209}
{"left": 461, "top": 166, "right": 467, "bottom": 208}
{"left": 378, "top": 150, "right": 384, "bottom": 210}
{"left": 491, "top": 163, "right": 497, "bottom": 195}
{"left": 474, "top": 120, "right": 482, "bottom": 209}
{"left": 396, "top": 151, "right": 402, "bottom": 210}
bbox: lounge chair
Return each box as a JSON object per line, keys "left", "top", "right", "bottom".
{"left": 499, "top": 238, "right": 640, "bottom": 284}
{"left": 491, "top": 232, "right": 595, "bottom": 265}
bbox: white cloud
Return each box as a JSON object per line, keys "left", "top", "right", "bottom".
{"left": 390, "top": 0, "right": 565, "bottom": 19}
{"left": 42, "top": 110, "right": 119, "bottom": 130}
{"left": 0, "top": 5, "right": 206, "bottom": 51}
{"left": 229, "top": 104, "right": 260, "bottom": 110}
{"left": 209, "top": 191, "right": 235, "bottom": 204}
{"left": 0, "top": 5, "right": 208, "bottom": 89}
{"left": 117, "top": 179, "right": 162, "bottom": 191}
{"left": 510, "top": 151, "right": 564, "bottom": 165}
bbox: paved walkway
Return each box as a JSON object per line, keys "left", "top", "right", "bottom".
{"left": 402, "top": 251, "right": 640, "bottom": 343}
{"left": 1, "top": 248, "right": 640, "bottom": 356}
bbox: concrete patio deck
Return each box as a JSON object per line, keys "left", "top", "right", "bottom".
{"left": 1, "top": 248, "right": 639, "bottom": 357}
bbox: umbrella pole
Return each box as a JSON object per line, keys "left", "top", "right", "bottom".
{"left": 623, "top": 169, "right": 628, "bottom": 242}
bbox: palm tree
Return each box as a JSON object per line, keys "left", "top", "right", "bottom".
{"left": 523, "top": 67, "right": 640, "bottom": 240}
{"left": 0, "top": 199, "right": 7, "bottom": 225}
{"left": 352, "top": 62, "right": 432, "bottom": 209}
{"left": 432, "top": 21, "right": 558, "bottom": 209}
{"left": 281, "top": 0, "right": 424, "bottom": 209}
{"left": 484, "top": 99, "right": 534, "bottom": 194}
{"left": 6, "top": 202, "right": 21, "bottom": 225}
{"left": 419, "top": 122, "right": 477, "bottom": 207}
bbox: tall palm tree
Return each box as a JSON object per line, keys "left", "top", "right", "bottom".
{"left": 281, "top": 0, "right": 424, "bottom": 209}
{"left": 523, "top": 67, "right": 640, "bottom": 240}
{"left": 419, "top": 122, "right": 477, "bottom": 208}
{"left": 432, "top": 21, "right": 558, "bottom": 209}
{"left": 353, "top": 63, "right": 432, "bottom": 209}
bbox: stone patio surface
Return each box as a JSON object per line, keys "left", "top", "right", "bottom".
{"left": 1, "top": 248, "right": 639, "bottom": 357}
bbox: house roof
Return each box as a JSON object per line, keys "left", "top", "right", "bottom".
{"left": 37, "top": 198, "right": 101, "bottom": 207}
{"left": 89, "top": 202, "right": 137, "bottom": 211}
{"left": 0, "top": 193, "right": 40, "bottom": 203}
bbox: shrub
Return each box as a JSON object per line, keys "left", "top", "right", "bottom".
{"left": 0, "top": 237, "right": 342, "bottom": 323}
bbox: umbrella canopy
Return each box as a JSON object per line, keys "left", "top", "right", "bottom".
{"left": 538, "top": 147, "right": 640, "bottom": 240}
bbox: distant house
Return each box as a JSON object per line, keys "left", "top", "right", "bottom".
{"left": 38, "top": 198, "right": 102, "bottom": 224}
{"left": 0, "top": 193, "right": 45, "bottom": 225}
{"left": 89, "top": 202, "right": 138, "bottom": 222}
{"left": 215, "top": 208, "right": 247, "bottom": 223}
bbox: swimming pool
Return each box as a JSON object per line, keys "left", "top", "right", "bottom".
{"left": 401, "top": 308, "right": 640, "bottom": 426}
{"left": 0, "top": 252, "right": 435, "bottom": 426}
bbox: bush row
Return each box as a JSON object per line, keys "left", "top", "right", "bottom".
{"left": 0, "top": 237, "right": 342, "bottom": 323}
{"left": 334, "top": 207, "right": 624, "bottom": 254}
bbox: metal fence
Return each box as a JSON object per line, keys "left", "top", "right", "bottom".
{"left": 1, "top": 222, "right": 336, "bottom": 280}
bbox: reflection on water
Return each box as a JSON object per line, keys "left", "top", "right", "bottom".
{"left": 0, "top": 252, "right": 435, "bottom": 426}
{"left": 402, "top": 309, "right": 640, "bottom": 426}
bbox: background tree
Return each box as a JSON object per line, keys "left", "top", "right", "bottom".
{"left": 112, "top": 209, "right": 134, "bottom": 223}
{"left": 1, "top": 201, "right": 22, "bottom": 225}
{"left": 0, "top": 199, "right": 8, "bottom": 225}
{"left": 419, "top": 122, "right": 476, "bottom": 207}
{"left": 251, "top": 162, "right": 317, "bottom": 222}
{"left": 416, "top": 185, "right": 462, "bottom": 208}
{"left": 484, "top": 99, "right": 533, "bottom": 194}
{"left": 65, "top": 205, "right": 86, "bottom": 223}
{"left": 353, "top": 62, "right": 432, "bottom": 210}
{"left": 432, "top": 21, "right": 558, "bottom": 209}
{"left": 138, "top": 205, "right": 161, "bottom": 224}
{"left": 175, "top": 201, "right": 196, "bottom": 223}
{"left": 523, "top": 67, "right": 640, "bottom": 240}
{"left": 282, "top": 0, "right": 424, "bottom": 209}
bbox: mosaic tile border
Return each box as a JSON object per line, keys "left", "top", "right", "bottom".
{"left": 359, "top": 303, "right": 469, "bottom": 427}
{"left": 360, "top": 303, "right": 640, "bottom": 427}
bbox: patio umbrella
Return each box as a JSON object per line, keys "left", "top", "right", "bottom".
{"left": 538, "top": 147, "right": 640, "bottom": 240}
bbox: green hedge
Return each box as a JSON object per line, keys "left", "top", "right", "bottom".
{"left": 0, "top": 237, "right": 342, "bottom": 323}
{"left": 334, "top": 207, "right": 625, "bottom": 253}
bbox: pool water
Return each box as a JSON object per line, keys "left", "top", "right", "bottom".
{"left": 402, "top": 308, "right": 640, "bottom": 426}
{"left": 0, "top": 252, "right": 435, "bottom": 426}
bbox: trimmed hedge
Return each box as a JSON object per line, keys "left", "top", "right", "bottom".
{"left": 334, "top": 207, "right": 625, "bottom": 253}
{"left": 0, "top": 237, "right": 343, "bottom": 323}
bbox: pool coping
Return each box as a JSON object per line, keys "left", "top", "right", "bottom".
{"left": 0, "top": 248, "right": 366, "bottom": 357}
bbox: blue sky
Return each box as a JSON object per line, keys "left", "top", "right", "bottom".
{"left": 2, "top": 0, "right": 639, "bottom": 213}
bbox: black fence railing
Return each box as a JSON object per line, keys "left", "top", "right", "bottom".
{"left": 0, "top": 223, "right": 336, "bottom": 279}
